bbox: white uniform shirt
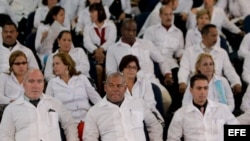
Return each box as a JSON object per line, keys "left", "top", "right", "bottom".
{"left": 63, "top": 0, "right": 86, "bottom": 21}
{"left": 83, "top": 96, "right": 163, "bottom": 141}
{"left": 83, "top": 20, "right": 117, "bottom": 53}
{"left": 167, "top": 99, "right": 239, "bottom": 141}
{"left": 33, "top": 4, "right": 71, "bottom": 29}
{"left": 186, "top": 6, "right": 241, "bottom": 34}
{"left": 106, "top": 38, "right": 171, "bottom": 80}
{"left": 185, "top": 27, "right": 220, "bottom": 49}
{"left": 124, "top": 77, "right": 163, "bottom": 121}
{"left": 0, "top": 94, "right": 78, "bottom": 141}
{"left": 44, "top": 47, "right": 90, "bottom": 81}
{"left": 237, "top": 109, "right": 250, "bottom": 124}
{"left": 228, "top": 0, "right": 250, "bottom": 19}
{"left": 0, "top": 41, "right": 39, "bottom": 73}
{"left": 75, "top": 5, "right": 110, "bottom": 33}
{"left": 242, "top": 54, "right": 250, "bottom": 85}
{"left": 46, "top": 74, "right": 101, "bottom": 123}
{"left": 178, "top": 43, "right": 241, "bottom": 87}
{"left": 0, "top": 72, "right": 24, "bottom": 104}
{"left": 182, "top": 75, "right": 235, "bottom": 111}
{"left": 238, "top": 33, "right": 250, "bottom": 59}
{"left": 0, "top": 0, "right": 17, "bottom": 25}
{"left": 240, "top": 85, "right": 250, "bottom": 112}
{"left": 143, "top": 23, "right": 184, "bottom": 69}
{"left": 9, "top": 0, "right": 40, "bottom": 22}
{"left": 174, "top": 0, "right": 193, "bottom": 14}
{"left": 35, "top": 21, "right": 69, "bottom": 60}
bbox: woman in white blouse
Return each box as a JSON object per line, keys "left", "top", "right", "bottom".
{"left": 35, "top": 6, "right": 69, "bottom": 68}
{"left": 0, "top": 50, "right": 28, "bottom": 104}
{"left": 45, "top": 52, "right": 101, "bottom": 140}
{"left": 44, "top": 30, "right": 90, "bottom": 82}
{"left": 84, "top": 3, "right": 116, "bottom": 95}
{"left": 75, "top": 0, "right": 110, "bottom": 36}
{"left": 185, "top": 8, "right": 220, "bottom": 49}
{"left": 182, "top": 53, "right": 235, "bottom": 112}
{"left": 118, "top": 54, "right": 164, "bottom": 123}
{"left": 33, "top": 0, "right": 68, "bottom": 29}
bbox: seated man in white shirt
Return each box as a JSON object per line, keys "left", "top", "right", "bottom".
{"left": 167, "top": 74, "right": 239, "bottom": 141}
{"left": 0, "top": 69, "right": 79, "bottom": 141}
{"left": 144, "top": 5, "right": 184, "bottom": 112}
{"left": 106, "top": 18, "right": 173, "bottom": 115}
{"left": 83, "top": 72, "right": 163, "bottom": 141}
{"left": 0, "top": 21, "right": 39, "bottom": 73}
{"left": 178, "top": 24, "right": 242, "bottom": 95}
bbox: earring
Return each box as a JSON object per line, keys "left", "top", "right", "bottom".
{"left": 65, "top": 70, "right": 69, "bottom": 75}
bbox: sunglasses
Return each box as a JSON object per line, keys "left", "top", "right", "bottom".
{"left": 13, "top": 61, "right": 27, "bottom": 66}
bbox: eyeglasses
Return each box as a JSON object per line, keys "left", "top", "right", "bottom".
{"left": 13, "top": 61, "right": 27, "bottom": 66}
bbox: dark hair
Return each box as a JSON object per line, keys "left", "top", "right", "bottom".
{"left": 121, "top": 18, "right": 136, "bottom": 29}
{"left": 43, "top": 6, "right": 64, "bottom": 25}
{"left": 2, "top": 20, "right": 17, "bottom": 30}
{"left": 53, "top": 30, "right": 72, "bottom": 52}
{"left": 201, "top": 24, "right": 217, "bottom": 35}
{"left": 89, "top": 3, "right": 106, "bottom": 22}
{"left": 53, "top": 52, "right": 81, "bottom": 77}
{"left": 0, "top": 14, "right": 12, "bottom": 27}
{"left": 86, "top": 0, "right": 102, "bottom": 7}
{"left": 119, "top": 55, "right": 141, "bottom": 72}
{"left": 42, "top": 0, "right": 60, "bottom": 5}
{"left": 9, "top": 50, "right": 28, "bottom": 73}
{"left": 190, "top": 74, "right": 208, "bottom": 88}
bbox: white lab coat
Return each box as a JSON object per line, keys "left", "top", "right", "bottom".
{"left": 44, "top": 46, "right": 90, "bottom": 81}
{"left": 0, "top": 72, "right": 24, "bottom": 104}
{"left": 9, "top": 0, "right": 40, "bottom": 21}
{"left": 143, "top": 23, "right": 184, "bottom": 69}
{"left": 240, "top": 85, "right": 250, "bottom": 112}
{"left": 237, "top": 109, "right": 250, "bottom": 124}
{"left": 83, "top": 20, "right": 117, "bottom": 53}
{"left": 106, "top": 38, "right": 171, "bottom": 78}
{"left": 185, "top": 27, "right": 220, "bottom": 49}
{"left": 167, "top": 99, "right": 239, "bottom": 141}
{"left": 124, "top": 76, "right": 163, "bottom": 122}
{"left": 0, "top": 94, "right": 79, "bottom": 141}
{"left": 178, "top": 43, "right": 241, "bottom": 87}
{"left": 241, "top": 54, "right": 250, "bottom": 85}
{"left": 186, "top": 6, "right": 241, "bottom": 34}
{"left": 83, "top": 95, "right": 163, "bottom": 141}
{"left": 0, "top": 41, "right": 39, "bottom": 73}
{"left": 182, "top": 74, "right": 235, "bottom": 111}
{"left": 35, "top": 21, "right": 69, "bottom": 64}
{"left": 46, "top": 74, "right": 102, "bottom": 123}
{"left": 238, "top": 33, "right": 250, "bottom": 59}
{"left": 33, "top": 4, "right": 71, "bottom": 29}
{"left": 75, "top": 5, "right": 110, "bottom": 33}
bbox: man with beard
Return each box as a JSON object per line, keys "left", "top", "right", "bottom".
{"left": 0, "top": 21, "right": 39, "bottom": 73}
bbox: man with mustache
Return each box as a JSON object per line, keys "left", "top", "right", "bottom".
{"left": 0, "top": 21, "right": 39, "bottom": 73}
{"left": 143, "top": 5, "right": 184, "bottom": 112}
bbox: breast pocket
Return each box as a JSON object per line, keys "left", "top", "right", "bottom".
{"left": 130, "top": 111, "right": 144, "bottom": 129}
{"left": 48, "top": 112, "right": 59, "bottom": 128}
{"left": 211, "top": 119, "right": 225, "bottom": 134}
